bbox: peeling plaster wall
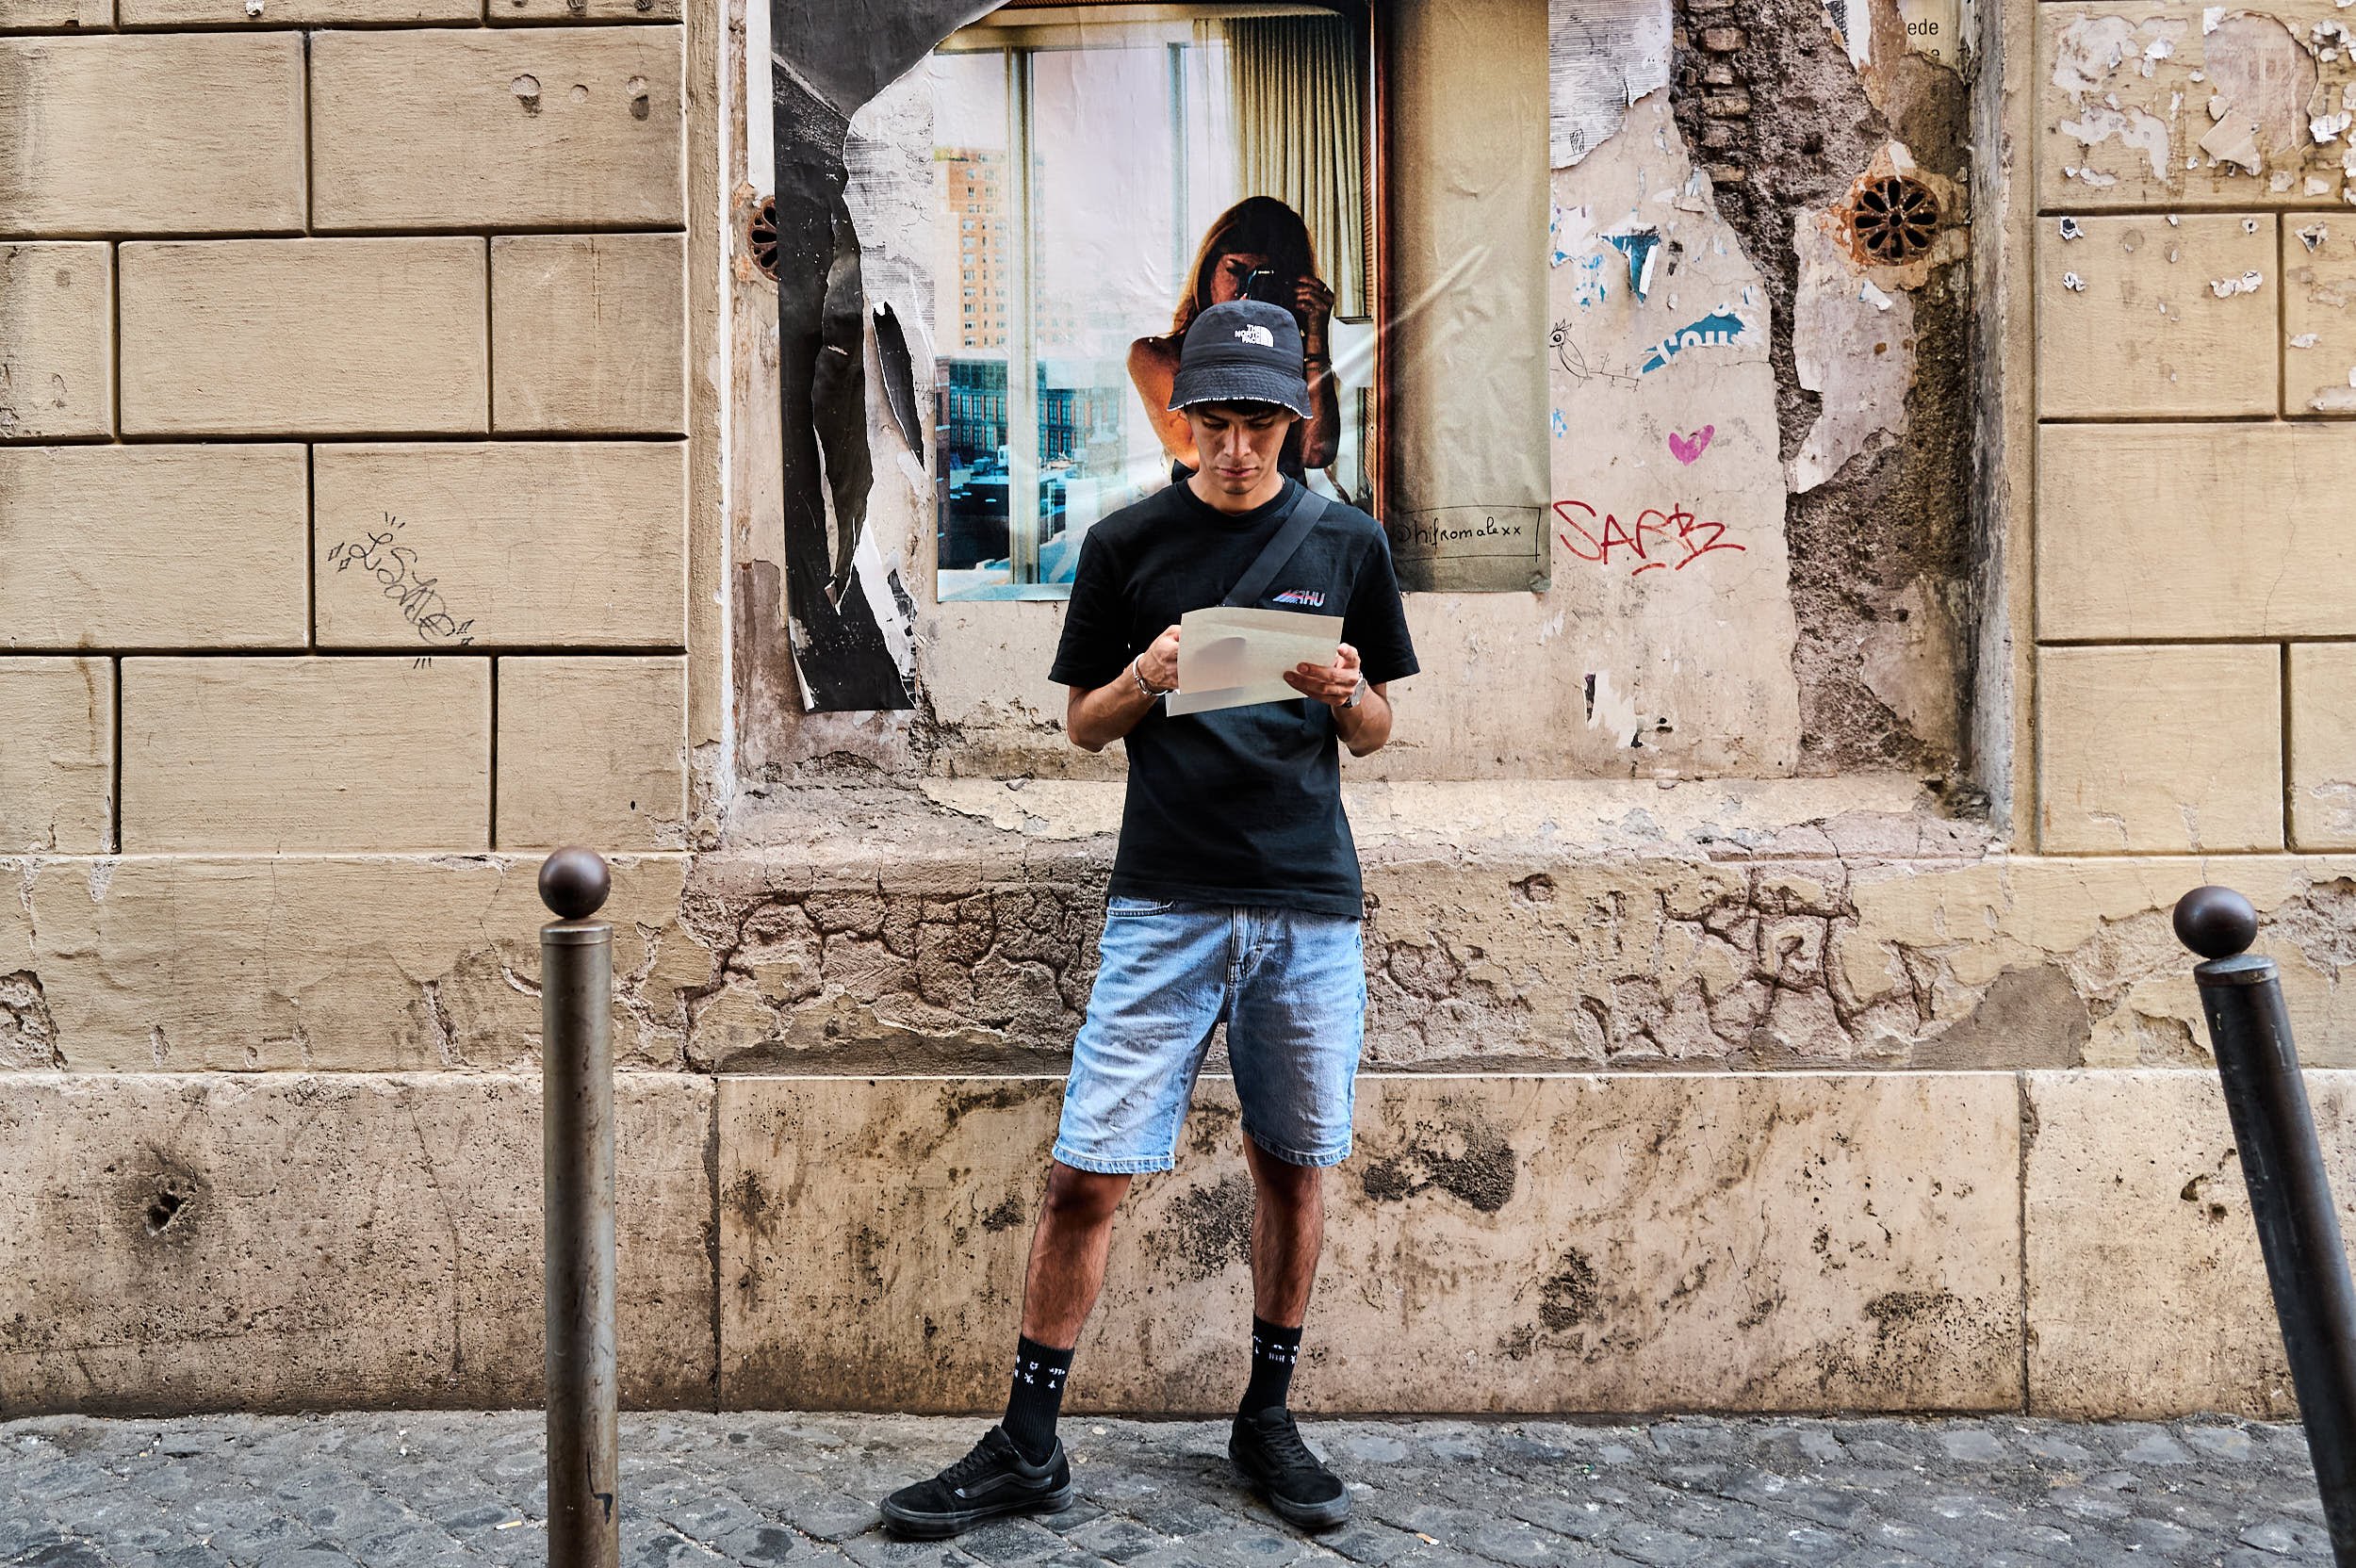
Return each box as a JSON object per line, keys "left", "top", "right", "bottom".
{"left": 1667, "top": 0, "right": 1980, "bottom": 783}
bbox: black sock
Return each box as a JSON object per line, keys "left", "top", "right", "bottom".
{"left": 1002, "top": 1335, "right": 1073, "bottom": 1463}
{"left": 1239, "top": 1316, "right": 1302, "bottom": 1416}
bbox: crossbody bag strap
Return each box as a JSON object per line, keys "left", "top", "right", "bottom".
{"left": 1221, "top": 484, "right": 1332, "bottom": 609}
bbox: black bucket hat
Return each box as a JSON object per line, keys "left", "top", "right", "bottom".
{"left": 1169, "top": 300, "right": 1312, "bottom": 418}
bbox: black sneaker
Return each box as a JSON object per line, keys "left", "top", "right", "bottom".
{"left": 1229, "top": 1407, "right": 1350, "bottom": 1529}
{"left": 879, "top": 1426, "right": 1075, "bottom": 1539}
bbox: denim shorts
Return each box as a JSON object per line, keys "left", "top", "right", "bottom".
{"left": 1052, "top": 896, "right": 1367, "bottom": 1175}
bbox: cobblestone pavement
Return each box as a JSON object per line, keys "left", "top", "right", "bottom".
{"left": 1, "top": 1411, "right": 2336, "bottom": 1568}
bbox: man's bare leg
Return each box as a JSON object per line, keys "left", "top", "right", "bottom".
{"left": 1241, "top": 1138, "right": 1324, "bottom": 1328}
{"left": 1019, "top": 1160, "right": 1133, "bottom": 1345}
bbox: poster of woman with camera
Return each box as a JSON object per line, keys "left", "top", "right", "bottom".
{"left": 1126, "top": 196, "right": 1343, "bottom": 485}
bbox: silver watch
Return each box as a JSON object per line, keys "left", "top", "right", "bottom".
{"left": 1339, "top": 675, "right": 1366, "bottom": 710}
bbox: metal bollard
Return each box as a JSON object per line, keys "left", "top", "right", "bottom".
{"left": 540, "top": 846, "right": 619, "bottom": 1568}
{"left": 2174, "top": 885, "right": 2356, "bottom": 1564}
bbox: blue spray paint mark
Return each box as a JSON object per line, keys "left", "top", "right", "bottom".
{"left": 1573, "top": 253, "right": 1608, "bottom": 308}
{"left": 1550, "top": 408, "right": 1569, "bottom": 438}
{"left": 1606, "top": 229, "right": 1661, "bottom": 302}
{"left": 1639, "top": 309, "right": 1747, "bottom": 374}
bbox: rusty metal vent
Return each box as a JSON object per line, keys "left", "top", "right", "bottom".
{"left": 748, "top": 195, "right": 779, "bottom": 280}
{"left": 1850, "top": 175, "right": 1940, "bottom": 264}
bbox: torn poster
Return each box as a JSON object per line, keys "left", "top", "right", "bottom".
{"left": 1550, "top": 0, "right": 1674, "bottom": 169}
{"left": 766, "top": 0, "right": 995, "bottom": 710}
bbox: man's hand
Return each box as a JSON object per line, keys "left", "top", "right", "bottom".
{"left": 1067, "top": 624, "right": 1183, "bottom": 752}
{"left": 1285, "top": 643, "right": 1363, "bottom": 709}
{"left": 1137, "top": 624, "right": 1181, "bottom": 694}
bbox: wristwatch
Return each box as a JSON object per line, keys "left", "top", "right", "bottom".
{"left": 1339, "top": 675, "right": 1366, "bottom": 710}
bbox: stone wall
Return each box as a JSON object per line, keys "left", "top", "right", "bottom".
{"left": 3, "top": 0, "right": 2355, "bottom": 1423}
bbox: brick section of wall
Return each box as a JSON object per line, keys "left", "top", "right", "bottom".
{"left": 2036, "top": 214, "right": 2277, "bottom": 418}
{"left": 310, "top": 28, "right": 685, "bottom": 229}
{"left": 491, "top": 233, "right": 686, "bottom": 434}
{"left": 0, "top": 447, "right": 310, "bottom": 649}
{"left": 120, "top": 658, "right": 492, "bottom": 852}
{"left": 0, "top": 35, "right": 305, "bottom": 233}
{"left": 2032, "top": 3, "right": 2356, "bottom": 849}
{"left": 0, "top": 658, "right": 112, "bottom": 854}
{"left": 119, "top": 239, "right": 488, "bottom": 437}
{"left": 0, "top": 243, "right": 110, "bottom": 441}
{"left": 496, "top": 657, "right": 686, "bottom": 850}
{"left": 2037, "top": 645, "right": 2283, "bottom": 855}
{"left": 313, "top": 443, "right": 687, "bottom": 649}
{"left": 0, "top": 12, "right": 693, "bottom": 857}
{"left": 2291, "top": 644, "right": 2356, "bottom": 851}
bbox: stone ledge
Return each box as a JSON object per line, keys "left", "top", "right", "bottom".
{"left": 4, "top": 843, "right": 2352, "bottom": 1076}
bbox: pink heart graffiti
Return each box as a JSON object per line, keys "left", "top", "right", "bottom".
{"left": 1667, "top": 426, "right": 1714, "bottom": 465}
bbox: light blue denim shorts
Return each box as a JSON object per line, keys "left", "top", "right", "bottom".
{"left": 1052, "top": 896, "right": 1367, "bottom": 1175}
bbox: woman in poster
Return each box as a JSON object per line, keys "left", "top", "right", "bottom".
{"left": 1128, "top": 196, "right": 1341, "bottom": 482}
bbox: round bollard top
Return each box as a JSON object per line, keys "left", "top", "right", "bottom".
{"left": 539, "top": 846, "right": 611, "bottom": 921}
{"left": 2173, "top": 885, "right": 2257, "bottom": 960}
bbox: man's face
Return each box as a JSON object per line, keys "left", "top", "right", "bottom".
{"left": 1208, "top": 251, "right": 1268, "bottom": 304}
{"left": 1184, "top": 402, "right": 1295, "bottom": 497}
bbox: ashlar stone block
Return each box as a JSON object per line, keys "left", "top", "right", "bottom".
{"left": 0, "top": 1072, "right": 714, "bottom": 1413}
{"left": 2282, "top": 214, "right": 2356, "bottom": 415}
{"left": 0, "top": 0, "right": 111, "bottom": 29}
{"left": 311, "top": 28, "right": 684, "bottom": 229}
{"left": 0, "top": 445, "right": 309, "bottom": 650}
{"left": 2292, "top": 644, "right": 2356, "bottom": 849}
{"left": 2037, "top": 213, "right": 2277, "bottom": 417}
{"left": 119, "top": 239, "right": 487, "bottom": 437}
{"left": 2037, "top": 644, "right": 2282, "bottom": 854}
{"left": 2038, "top": 1, "right": 2356, "bottom": 210}
{"left": 0, "top": 658, "right": 111, "bottom": 854}
{"left": 720, "top": 1072, "right": 2022, "bottom": 1413}
{"left": 497, "top": 657, "right": 686, "bottom": 851}
{"left": 122, "top": 0, "right": 469, "bottom": 25}
{"left": 120, "top": 657, "right": 490, "bottom": 852}
{"left": 492, "top": 233, "right": 687, "bottom": 434}
{"left": 0, "top": 35, "right": 304, "bottom": 233}
{"left": 0, "top": 244, "right": 109, "bottom": 441}
{"left": 2037, "top": 423, "right": 2356, "bottom": 639}
{"left": 490, "top": 0, "right": 679, "bottom": 20}
{"left": 313, "top": 443, "right": 686, "bottom": 649}
{"left": 2026, "top": 1069, "right": 2356, "bottom": 1417}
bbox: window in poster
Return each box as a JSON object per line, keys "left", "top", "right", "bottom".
{"left": 928, "top": 3, "right": 1374, "bottom": 602}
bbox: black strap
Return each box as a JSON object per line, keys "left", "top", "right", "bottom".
{"left": 1222, "top": 484, "right": 1331, "bottom": 608}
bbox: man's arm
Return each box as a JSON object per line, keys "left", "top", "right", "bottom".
{"left": 1284, "top": 643, "right": 1394, "bottom": 757}
{"left": 1066, "top": 624, "right": 1180, "bottom": 752}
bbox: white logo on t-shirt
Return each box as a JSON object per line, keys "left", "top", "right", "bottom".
{"left": 1235, "top": 324, "right": 1276, "bottom": 348}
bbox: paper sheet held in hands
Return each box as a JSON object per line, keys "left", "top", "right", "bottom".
{"left": 1166, "top": 607, "right": 1345, "bottom": 716}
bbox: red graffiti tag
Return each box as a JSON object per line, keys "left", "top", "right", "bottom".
{"left": 1552, "top": 498, "right": 1746, "bottom": 577}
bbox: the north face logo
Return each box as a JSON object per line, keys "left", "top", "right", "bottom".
{"left": 1271, "top": 589, "right": 1325, "bottom": 607}
{"left": 1235, "top": 324, "right": 1276, "bottom": 348}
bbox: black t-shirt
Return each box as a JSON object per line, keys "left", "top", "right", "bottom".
{"left": 1049, "top": 477, "right": 1419, "bottom": 919}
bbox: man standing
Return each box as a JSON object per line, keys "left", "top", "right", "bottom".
{"left": 881, "top": 299, "right": 1417, "bottom": 1540}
